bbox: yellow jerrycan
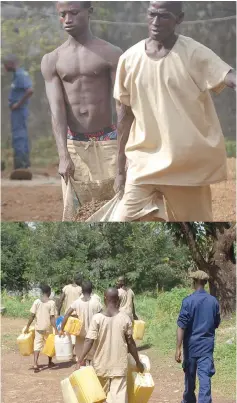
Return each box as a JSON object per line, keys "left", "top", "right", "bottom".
{"left": 133, "top": 320, "right": 145, "bottom": 340}
{"left": 128, "top": 354, "right": 151, "bottom": 373}
{"left": 69, "top": 366, "right": 106, "bottom": 403}
{"left": 17, "top": 326, "right": 35, "bottom": 356}
{"left": 61, "top": 378, "right": 78, "bottom": 403}
{"left": 128, "top": 372, "right": 155, "bottom": 403}
{"left": 22, "top": 325, "right": 35, "bottom": 338}
{"left": 64, "top": 317, "right": 83, "bottom": 336}
{"left": 42, "top": 334, "right": 55, "bottom": 357}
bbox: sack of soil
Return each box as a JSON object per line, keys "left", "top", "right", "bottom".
{"left": 85, "top": 192, "right": 122, "bottom": 222}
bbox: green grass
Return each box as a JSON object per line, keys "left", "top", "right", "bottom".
{"left": 225, "top": 140, "right": 236, "bottom": 158}
{"left": 1, "top": 291, "right": 35, "bottom": 318}
{"left": 1, "top": 288, "right": 236, "bottom": 398}
{"left": 1, "top": 135, "right": 58, "bottom": 170}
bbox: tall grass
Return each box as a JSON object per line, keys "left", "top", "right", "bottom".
{"left": 1, "top": 290, "right": 35, "bottom": 318}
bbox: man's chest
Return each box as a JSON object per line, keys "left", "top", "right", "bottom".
{"left": 56, "top": 48, "right": 109, "bottom": 83}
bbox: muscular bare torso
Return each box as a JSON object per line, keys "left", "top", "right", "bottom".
{"left": 54, "top": 37, "right": 122, "bottom": 132}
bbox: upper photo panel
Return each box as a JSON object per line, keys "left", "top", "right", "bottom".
{"left": 1, "top": 1, "right": 236, "bottom": 222}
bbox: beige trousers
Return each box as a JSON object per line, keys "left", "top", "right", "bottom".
{"left": 99, "top": 376, "right": 128, "bottom": 403}
{"left": 112, "top": 183, "right": 213, "bottom": 222}
{"left": 34, "top": 330, "right": 51, "bottom": 351}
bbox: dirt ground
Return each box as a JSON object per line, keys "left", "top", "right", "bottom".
{"left": 1, "top": 159, "right": 236, "bottom": 222}
{"left": 1, "top": 317, "right": 234, "bottom": 403}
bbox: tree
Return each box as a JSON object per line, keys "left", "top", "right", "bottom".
{"left": 167, "top": 223, "right": 236, "bottom": 315}
{"left": 1, "top": 222, "right": 29, "bottom": 292}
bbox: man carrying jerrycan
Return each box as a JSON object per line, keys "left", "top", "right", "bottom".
{"left": 24, "top": 285, "right": 58, "bottom": 373}
{"left": 60, "top": 281, "right": 102, "bottom": 364}
{"left": 77, "top": 287, "right": 144, "bottom": 403}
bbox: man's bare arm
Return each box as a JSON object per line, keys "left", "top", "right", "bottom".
{"left": 125, "top": 334, "right": 144, "bottom": 373}
{"left": 58, "top": 292, "right": 66, "bottom": 315}
{"left": 41, "top": 52, "right": 74, "bottom": 182}
{"left": 114, "top": 101, "right": 134, "bottom": 192}
{"left": 175, "top": 326, "right": 185, "bottom": 363}
{"left": 224, "top": 69, "right": 236, "bottom": 90}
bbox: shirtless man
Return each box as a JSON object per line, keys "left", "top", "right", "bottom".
{"left": 41, "top": 1, "right": 122, "bottom": 219}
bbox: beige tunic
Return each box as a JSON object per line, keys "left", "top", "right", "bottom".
{"left": 87, "top": 312, "right": 133, "bottom": 377}
{"left": 71, "top": 297, "right": 102, "bottom": 360}
{"left": 30, "top": 298, "right": 56, "bottom": 331}
{"left": 118, "top": 288, "right": 135, "bottom": 320}
{"left": 63, "top": 284, "right": 82, "bottom": 314}
{"left": 114, "top": 35, "right": 231, "bottom": 187}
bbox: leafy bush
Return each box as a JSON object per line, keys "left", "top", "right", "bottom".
{"left": 225, "top": 140, "right": 236, "bottom": 158}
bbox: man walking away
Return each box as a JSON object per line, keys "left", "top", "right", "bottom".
{"left": 58, "top": 273, "right": 83, "bottom": 353}
{"left": 24, "top": 285, "right": 58, "bottom": 373}
{"left": 175, "top": 270, "right": 221, "bottom": 403}
{"left": 60, "top": 280, "right": 102, "bottom": 363}
{"left": 77, "top": 288, "right": 144, "bottom": 403}
{"left": 4, "top": 54, "right": 33, "bottom": 180}
{"left": 116, "top": 276, "right": 138, "bottom": 321}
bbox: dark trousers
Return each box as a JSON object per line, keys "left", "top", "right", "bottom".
{"left": 11, "top": 108, "right": 30, "bottom": 169}
{"left": 182, "top": 356, "right": 215, "bottom": 403}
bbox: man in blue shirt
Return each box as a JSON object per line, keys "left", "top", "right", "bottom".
{"left": 176, "top": 270, "right": 221, "bottom": 403}
{"left": 4, "top": 55, "right": 33, "bottom": 178}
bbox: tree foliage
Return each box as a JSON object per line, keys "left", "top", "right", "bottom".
{"left": 1, "top": 222, "right": 190, "bottom": 294}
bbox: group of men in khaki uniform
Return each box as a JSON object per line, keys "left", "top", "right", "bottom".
{"left": 58, "top": 274, "right": 141, "bottom": 403}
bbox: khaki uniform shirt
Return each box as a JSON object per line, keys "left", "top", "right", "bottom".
{"left": 63, "top": 284, "right": 82, "bottom": 314}
{"left": 87, "top": 312, "right": 133, "bottom": 377}
{"left": 71, "top": 297, "right": 102, "bottom": 338}
{"left": 114, "top": 35, "right": 231, "bottom": 186}
{"left": 30, "top": 298, "right": 56, "bottom": 331}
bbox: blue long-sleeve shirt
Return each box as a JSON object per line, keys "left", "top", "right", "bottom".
{"left": 177, "top": 289, "right": 220, "bottom": 358}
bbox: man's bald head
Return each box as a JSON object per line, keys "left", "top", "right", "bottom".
{"left": 147, "top": 1, "right": 184, "bottom": 42}
{"left": 3, "top": 54, "right": 19, "bottom": 72}
{"left": 104, "top": 287, "right": 119, "bottom": 305}
{"left": 57, "top": 1, "right": 93, "bottom": 38}
{"left": 57, "top": 1, "right": 92, "bottom": 10}
{"left": 149, "top": 1, "right": 183, "bottom": 16}
{"left": 116, "top": 276, "right": 126, "bottom": 289}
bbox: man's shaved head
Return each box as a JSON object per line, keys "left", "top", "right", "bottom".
{"left": 3, "top": 54, "right": 19, "bottom": 72}
{"left": 147, "top": 1, "right": 184, "bottom": 42}
{"left": 104, "top": 287, "right": 119, "bottom": 303}
{"left": 57, "top": 0, "right": 93, "bottom": 38}
{"left": 149, "top": 1, "right": 183, "bottom": 16}
{"left": 3, "top": 54, "right": 19, "bottom": 64}
{"left": 116, "top": 276, "right": 126, "bottom": 289}
{"left": 57, "top": 1, "right": 92, "bottom": 10}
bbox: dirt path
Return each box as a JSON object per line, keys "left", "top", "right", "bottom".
{"left": 1, "top": 318, "right": 234, "bottom": 403}
{"left": 1, "top": 159, "right": 235, "bottom": 222}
